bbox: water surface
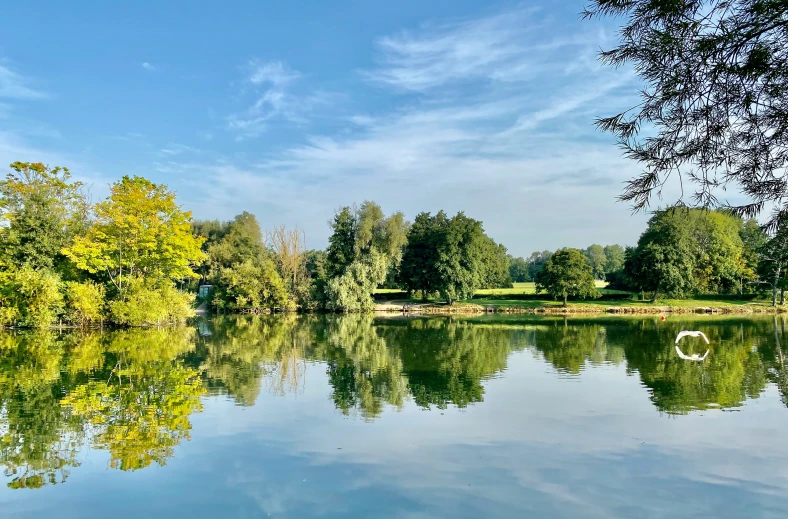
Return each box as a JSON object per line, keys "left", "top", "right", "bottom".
{"left": 2, "top": 315, "right": 788, "bottom": 518}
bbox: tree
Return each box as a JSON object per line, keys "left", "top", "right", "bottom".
{"left": 399, "top": 211, "right": 490, "bottom": 304}
{"left": 536, "top": 248, "right": 598, "bottom": 306}
{"left": 603, "top": 245, "right": 625, "bottom": 275}
{"left": 0, "top": 266, "right": 63, "bottom": 327}
{"left": 585, "top": 244, "right": 607, "bottom": 280}
{"left": 584, "top": 1, "right": 788, "bottom": 227}
{"left": 508, "top": 256, "right": 530, "bottom": 282}
{"left": 354, "top": 201, "right": 384, "bottom": 258}
{"left": 399, "top": 212, "right": 443, "bottom": 300}
{"left": 740, "top": 219, "right": 768, "bottom": 292}
{"left": 758, "top": 214, "right": 788, "bottom": 306}
{"left": 0, "top": 162, "right": 88, "bottom": 273}
{"left": 624, "top": 208, "right": 746, "bottom": 299}
{"left": 527, "top": 250, "right": 552, "bottom": 281}
{"left": 325, "top": 250, "right": 388, "bottom": 312}
{"left": 214, "top": 259, "right": 290, "bottom": 312}
{"left": 479, "top": 237, "right": 513, "bottom": 288}
{"left": 268, "top": 225, "right": 307, "bottom": 298}
{"left": 325, "top": 206, "right": 356, "bottom": 279}
{"left": 64, "top": 176, "right": 205, "bottom": 297}
{"left": 203, "top": 212, "right": 266, "bottom": 274}
{"left": 64, "top": 281, "right": 105, "bottom": 326}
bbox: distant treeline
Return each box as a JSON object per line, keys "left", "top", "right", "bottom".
{"left": 3, "top": 160, "right": 788, "bottom": 329}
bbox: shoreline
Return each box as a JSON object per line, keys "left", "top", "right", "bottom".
{"left": 374, "top": 301, "right": 788, "bottom": 316}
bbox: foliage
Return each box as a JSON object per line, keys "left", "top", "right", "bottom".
{"left": 64, "top": 176, "right": 205, "bottom": 298}
{"left": 508, "top": 256, "right": 530, "bottom": 282}
{"left": 624, "top": 208, "right": 746, "bottom": 299}
{"left": 64, "top": 281, "right": 105, "bottom": 326}
{"left": 354, "top": 201, "right": 385, "bottom": 258}
{"left": 214, "top": 259, "right": 290, "bottom": 312}
{"left": 0, "top": 267, "right": 63, "bottom": 327}
{"left": 585, "top": 244, "right": 607, "bottom": 280}
{"left": 108, "top": 277, "right": 195, "bottom": 326}
{"left": 399, "top": 211, "right": 495, "bottom": 304}
{"left": 603, "top": 244, "right": 625, "bottom": 275}
{"left": 526, "top": 250, "right": 552, "bottom": 281}
{"left": 325, "top": 206, "right": 357, "bottom": 279}
{"left": 758, "top": 213, "right": 788, "bottom": 305}
{"left": 326, "top": 250, "right": 388, "bottom": 312}
{"left": 585, "top": 0, "right": 788, "bottom": 227}
{"left": 325, "top": 202, "right": 409, "bottom": 289}
{"left": 536, "top": 248, "right": 598, "bottom": 305}
{"left": 268, "top": 225, "right": 310, "bottom": 308}
{"left": 0, "top": 162, "right": 89, "bottom": 272}
{"left": 479, "top": 236, "right": 513, "bottom": 288}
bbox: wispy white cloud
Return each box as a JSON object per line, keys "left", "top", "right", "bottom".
{"left": 190, "top": 7, "right": 648, "bottom": 252}
{"left": 227, "top": 60, "right": 341, "bottom": 139}
{"left": 364, "top": 9, "right": 597, "bottom": 91}
{"left": 0, "top": 63, "right": 48, "bottom": 100}
{"left": 141, "top": 62, "right": 156, "bottom": 71}
{"left": 160, "top": 143, "right": 199, "bottom": 156}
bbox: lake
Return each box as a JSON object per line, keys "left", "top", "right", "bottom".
{"left": 2, "top": 314, "right": 788, "bottom": 518}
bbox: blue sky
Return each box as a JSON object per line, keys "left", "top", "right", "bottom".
{"left": 0, "top": 0, "right": 650, "bottom": 255}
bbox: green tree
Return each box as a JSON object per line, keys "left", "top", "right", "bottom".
{"left": 108, "top": 277, "right": 195, "bottom": 326}
{"left": 0, "top": 266, "right": 63, "bottom": 327}
{"left": 399, "top": 211, "right": 443, "bottom": 300}
{"left": 758, "top": 215, "right": 788, "bottom": 306}
{"left": 214, "top": 259, "right": 290, "bottom": 312}
{"left": 479, "top": 237, "right": 513, "bottom": 288}
{"left": 508, "top": 256, "right": 530, "bottom": 282}
{"left": 527, "top": 250, "right": 552, "bottom": 281}
{"left": 0, "top": 162, "right": 89, "bottom": 273}
{"left": 585, "top": 0, "right": 788, "bottom": 227}
{"left": 624, "top": 209, "right": 746, "bottom": 299}
{"left": 585, "top": 244, "right": 607, "bottom": 280}
{"left": 325, "top": 206, "right": 357, "bottom": 279}
{"left": 326, "top": 250, "right": 388, "bottom": 312}
{"left": 64, "top": 280, "right": 105, "bottom": 326}
{"left": 740, "top": 219, "right": 767, "bottom": 293}
{"left": 536, "top": 248, "right": 598, "bottom": 306}
{"left": 400, "top": 211, "right": 493, "bottom": 304}
{"left": 603, "top": 244, "right": 625, "bottom": 275}
{"left": 64, "top": 176, "right": 205, "bottom": 298}
{"left": 354, "top": 201, "right": 384, "bottom": 258}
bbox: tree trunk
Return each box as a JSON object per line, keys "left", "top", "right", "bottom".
{"left": 563, "top": 292, "right": 568, "bottom": 307}
{"left": 782, "top": 287, "right": 786, "bottom": 306}
{"left": 652, "top": 285, "right": 660, "bottom": 303}
{"left": 774, "top": 266, "right": 782, "bottom": 307}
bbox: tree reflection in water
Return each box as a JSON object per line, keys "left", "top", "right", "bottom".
{"left": 2, "top": 314, "right": 788, "bottom": 489}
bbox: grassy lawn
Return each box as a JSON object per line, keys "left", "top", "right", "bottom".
{"left": 475, "top": 281, "right": 630, "bottom": 296}
{"left": 374, "top": 282, "right": 775, "bottom": 310}
{"left": 469, "top": 297, "right": 769, "bottom": 309}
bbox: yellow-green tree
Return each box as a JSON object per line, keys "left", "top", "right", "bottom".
{"left": 0, "top": 162, "right": 89, "bottom": 272}
{"left": 64, "top": 176, "right": 205, "bottom": 297}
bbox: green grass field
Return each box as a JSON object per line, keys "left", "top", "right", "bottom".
{"left": 374, "top": 282, "right": 773, "bottom": 310}
{"left": 474, "top": 281, "right": 629, "bottom": 296}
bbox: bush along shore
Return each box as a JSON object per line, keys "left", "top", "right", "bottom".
{"left": 4, "top": 161, "right": 788, "bottom": 328}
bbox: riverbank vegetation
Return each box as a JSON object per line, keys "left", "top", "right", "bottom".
{"left": 4, "top": 160, "right": 788, "bottom": 327}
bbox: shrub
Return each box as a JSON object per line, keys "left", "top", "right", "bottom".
{"left": 326, "top": 251, "right": 388, "bottom": 312}
{"left": 0, "top": 266, "right": 63, "bottom": 328}
{"left": 65, "top": 280, "right": 105, "bottom": 326}
{"left": 109, "top": 277, "right": 195, "bottom": 326}
{"left": 213, "top": 259, "right": 290, "bottom": 312}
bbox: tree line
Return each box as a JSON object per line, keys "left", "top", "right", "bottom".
{"left": 192, "top": 203, "right": 513, "bottom": 312}
{"left": 5, "top": 160, "right": 788, "bottom": 329}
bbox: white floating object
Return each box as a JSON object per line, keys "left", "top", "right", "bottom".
{"left": 675, "top": 330, "right": 710, "bottom": 344}
{"left": 675, "top": 345, "right": 710, "bottom": 362}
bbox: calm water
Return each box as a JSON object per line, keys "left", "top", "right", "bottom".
{"left": 2, "top": 315, "right": 788, "bottom": 518}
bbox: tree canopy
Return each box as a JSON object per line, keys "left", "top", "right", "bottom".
{"left": 585, "top": 0, "right": 788, "bottom": 227}
{"left": 535, "top": 248, "right": 598, "bottom": 306}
